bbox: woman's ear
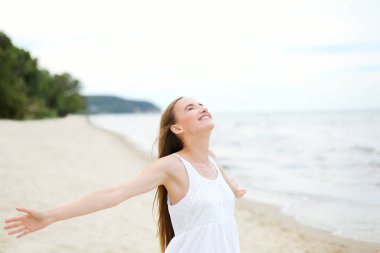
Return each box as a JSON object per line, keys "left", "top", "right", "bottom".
{"left": 170, "top": 124, "right": 182, "bottom": 135}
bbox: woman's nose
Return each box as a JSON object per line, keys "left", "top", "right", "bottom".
{"left": 200, "top": 106, "right": 208, "bottom": 113}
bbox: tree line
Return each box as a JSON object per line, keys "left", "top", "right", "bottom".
{"left": 0, "top": 31, "right": 86, "bottom": 119}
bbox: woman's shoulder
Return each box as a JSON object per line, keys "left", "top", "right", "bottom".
{"left": 154, "top": 153, "right": 184, "bottom": 175}
{"left": 154, "top": 150, "right": 220, "bottom": 175}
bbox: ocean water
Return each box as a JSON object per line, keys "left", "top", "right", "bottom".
{"left": 88, "top": 110, "right": 380, "bottom": 244}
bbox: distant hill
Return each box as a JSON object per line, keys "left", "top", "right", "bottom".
{"left": 83, "top": 95, "right": 161, "bottom": 114}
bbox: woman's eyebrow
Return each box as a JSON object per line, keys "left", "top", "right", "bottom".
{"left": 184, "top": 103, "right": 203, "bottom": 111}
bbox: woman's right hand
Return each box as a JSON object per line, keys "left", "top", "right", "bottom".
{"left": 3, "top": 207, "right": 53, "bottom": 238}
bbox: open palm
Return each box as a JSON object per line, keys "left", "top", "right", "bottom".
{"left": 4, "top": 207, "right": 51, "bottom": 238}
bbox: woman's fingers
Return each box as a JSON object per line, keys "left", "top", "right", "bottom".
{"left": 4, "top": 221, "right": 23, "bottom": 230}
{"left": 5, "top": 216, "right": 24, "bottom": 223}
{"left": 16, "top": 228, "right": 29, "bottom": 239}
{"left": 237, "top": 188, "right": 246, "bottom": 198}
{"left": 4, "top": 207, "right": 30, "bottom": 225}
{"left": 3, "top": 207, "right": 39, "bottom": 239}
{"left": 8, "top": 226, "right": 27, "bottom": 235}
{"left": 16, "top": 207, "right": 31, "bottom": 214}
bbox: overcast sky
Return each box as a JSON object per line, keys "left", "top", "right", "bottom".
{"left": 1, "top": 0, "right": 379, "bottom": 113}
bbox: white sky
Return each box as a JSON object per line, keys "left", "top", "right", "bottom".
{"left": 1, "top": 0, "right": 379, "bottom": 113}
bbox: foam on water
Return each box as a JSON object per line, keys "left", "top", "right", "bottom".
{"left": 89, "top": 110, "right": 380, "bottom": 244}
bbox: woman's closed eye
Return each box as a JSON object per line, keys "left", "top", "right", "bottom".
{"left": 186, "top": 104, "right": 205, "bottom": 111}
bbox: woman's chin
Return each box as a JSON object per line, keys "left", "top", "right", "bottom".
{"left": 202, "top": 121, "right": 215, "bottom": 130}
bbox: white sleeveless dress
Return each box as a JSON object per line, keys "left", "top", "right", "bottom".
{"left": 164, "top": 153, "right": 240, "bottom": 253}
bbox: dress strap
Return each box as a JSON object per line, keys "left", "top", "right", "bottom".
{"left": 172, "top": 153, "right": 198, "bottom": 178}
{"left": 173, "top": 153, "right": 221, "bottom": 181}
{"left": 168, "top": 153, "right": 197, "bottom": 206}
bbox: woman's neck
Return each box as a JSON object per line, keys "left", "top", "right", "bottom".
{"left": 181, "top": 133, "right": 211, "bottom": 163}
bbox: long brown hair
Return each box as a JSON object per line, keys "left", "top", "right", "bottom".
{"left": 153, "top": 96, "right": 184, "bottom": 252}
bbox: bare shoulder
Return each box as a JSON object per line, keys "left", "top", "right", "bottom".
{"left": 151, "top": 153, "right": 183, "bottom": 176}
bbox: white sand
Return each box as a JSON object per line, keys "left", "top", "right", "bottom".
{"left": 1, "top": 115, "right": 379, "bottom": 253}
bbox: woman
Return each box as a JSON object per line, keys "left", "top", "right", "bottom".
{"left": 4, "top": 96, "right": 246, "bottom": 253}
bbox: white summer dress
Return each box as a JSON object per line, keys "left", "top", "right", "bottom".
{"left": 164, "top": 153, "right": 240, "bottom": 253}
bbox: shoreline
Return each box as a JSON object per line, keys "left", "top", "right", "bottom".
{"left": 86, "top": 114, "right": 380, "bottom": 253}
{"left": 1, "top": 114, "right": 379, "bottom": 253}
{"left": 235, "top": 199, "right": 380, "bottom": 253}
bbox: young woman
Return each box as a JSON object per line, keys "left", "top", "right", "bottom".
{"left": 4, "top": 96, "right": 246, "bottom": 253}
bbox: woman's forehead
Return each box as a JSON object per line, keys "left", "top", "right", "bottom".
{"left": 175, "top": 97, "right": 199, "bottom": 110}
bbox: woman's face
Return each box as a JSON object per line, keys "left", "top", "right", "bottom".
{"left": 171, "top": 97, "right": 214, "bottom": 136}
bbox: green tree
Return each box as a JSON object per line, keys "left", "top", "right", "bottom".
{"left": 51, "top": 73, "right": 86, "bottom": 117}
{"left": 0, "top": 32, "right": 29, "bottom": 119}
{"left": 0, "top": 31, "right": 87, "bottom": 119}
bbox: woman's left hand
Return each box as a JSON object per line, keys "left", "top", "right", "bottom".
{"left": 230, "top": 178, "right": 246, "bottom": 198}
{"left": 234, "top": 188, "right": 246, "bottom": 199}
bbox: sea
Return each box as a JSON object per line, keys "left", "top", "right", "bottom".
{"left": 88, "top": 110, "right": 380, "bottom": 244}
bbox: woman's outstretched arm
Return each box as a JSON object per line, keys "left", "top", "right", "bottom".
{"left": 3, "top": 156, "right": 171, "bottom": 239}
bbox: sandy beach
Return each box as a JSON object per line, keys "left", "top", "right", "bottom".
{"left": 1, "top": 115, "right": 379, "bottom": 253}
